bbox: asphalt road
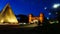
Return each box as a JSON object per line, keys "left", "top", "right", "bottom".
{"left": 0, "top": 23, "right": 60, "bottom": 34}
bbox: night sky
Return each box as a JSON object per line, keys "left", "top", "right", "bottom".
{"left": 0, "top": 0, "right": 60, "bottom": 19}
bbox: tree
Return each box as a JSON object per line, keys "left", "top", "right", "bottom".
{"left": 16, "top": 14, "right": 28, "bottom": 23}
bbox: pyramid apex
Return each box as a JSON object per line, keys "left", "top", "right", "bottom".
{"left": 5, "top": 3, "right": 10, "bottom": 7}
{"left": 1, "top": 3, "right": 11, "bottom": 14}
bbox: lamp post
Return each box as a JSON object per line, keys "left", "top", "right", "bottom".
{"left": 53, "top": 4, "right": 60, "bottom": 8}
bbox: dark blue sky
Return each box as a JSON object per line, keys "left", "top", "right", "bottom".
{"left": 0, "top": 0, "right": 60, "bottom": 18}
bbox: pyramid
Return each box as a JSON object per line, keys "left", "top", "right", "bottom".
{"left": 0, "top": 3, "right": 18, "bottom": 24}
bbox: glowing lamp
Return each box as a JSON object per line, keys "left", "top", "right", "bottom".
{"left": 53, "top": 4, "right": 60, "bottom": 8}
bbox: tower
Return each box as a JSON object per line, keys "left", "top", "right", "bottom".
{"left": 29, "top": 14, "right": 32, "bottom": 24}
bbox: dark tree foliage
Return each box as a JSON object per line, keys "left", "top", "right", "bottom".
{"left": 16, "top": 14, "right": 29, "bottom": 23}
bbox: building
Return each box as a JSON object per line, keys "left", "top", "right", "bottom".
{"left": 0, "top": 3, "right": 18, "bottom": 24}
{"left": 28, "top": 13, "right": 44, "bottom": 24}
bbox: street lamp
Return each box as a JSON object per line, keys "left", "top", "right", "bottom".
{"left": 44, "top": 7, "right": 47, "bottom": 10}
{"left": 49, "top": 12, "right": 51, "bottom": 15}
{"left": 53, "top": 4, "right": 60, "bottom": 8}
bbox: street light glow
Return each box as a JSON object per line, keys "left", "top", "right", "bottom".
{"left": 49, "top": 12, "right": 51, "bottom": 15}
{"left": 44, "top": 7, "right": 47, "bottom": 10}
{"left": 47, "top": 17, "right": 49, "bottom": 20}
{"left": 53, "top": 4, "right": 60, "bottom": 8}
{"left": 56, "top": 12, "right": 58, "bottom": 14}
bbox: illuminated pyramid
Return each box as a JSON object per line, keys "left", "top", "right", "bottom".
{"left": 0, "top": 3, "right": 18, "bottom": 24}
